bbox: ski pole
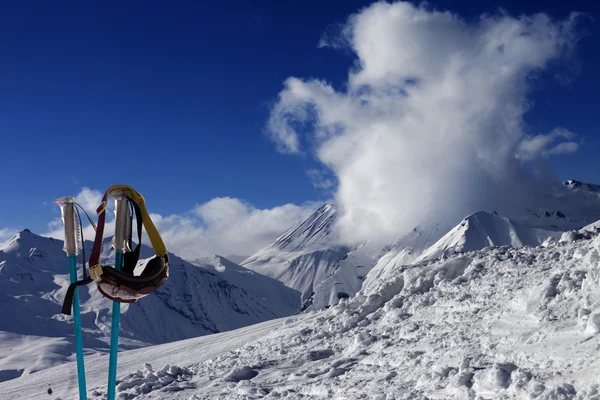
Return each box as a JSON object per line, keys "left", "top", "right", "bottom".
{"left": 107, "top": 188, "right": 131, "bottom": 400}
{"left": 54, "top": 196, "right": 88, "bottom": 400}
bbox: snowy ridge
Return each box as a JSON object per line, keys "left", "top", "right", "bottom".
{"left": 265, "top": 204, "right": 337, "bottom": 252}
{"left": 5, "top": 224, "right": 600, "bottom": 398}
{"left": 305, "top": 244, "right": 375, "bottom": 312}
{"left": 241, "top": 204, "right": 380, "bottom": 311}
{"left": 362, "top": 223, "right": 447, "bottom": 290}
{"left": 365, "top": 184, "right": 600, "bottom": 292}
{"left": 242, "top": 204, "right": 352, "bottom": 303}
{"left": 187, "top": 255, "right": 301, "bottom": 315}
{"left": 564, "top": 179, "right": 600, "bottom": 193}
{"left": 0, "top": 230, "right": 296, "bottom": 381}
{"left": 513, "top": 180, "right": 600, "bottom": 231}
{"left": 417, "top": 211, "right": 561, "bottom": 261}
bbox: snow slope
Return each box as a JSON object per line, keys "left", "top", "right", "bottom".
{"left": 365, "top": 211, "right": 562, "bottom": 292}
{"left": 0, "top": 230, "right": 297, "bottom": 381}
{"left": 363, "top": 223, "right": 447, "bottom": 290}
{"left": 242, "top": 204, "right": 371, "bottom": 308}
{"left": 0, "top": 317, "right": 290, "bottom": 400}
{"left": 417, "top": 211, "right": 561, "bottom": 261}
{"left": 7, "top": 225, "right": 600, "bottom": 399}
{"left": 187, "top": 255, "right": 301, "bottom": 316}
{"left": 302, "top": 243, "right": 376, "bottom": 312}
{"left": 242, "top": 204, "right": 381, "bottom": 311}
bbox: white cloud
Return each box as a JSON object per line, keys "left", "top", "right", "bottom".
{"left": 268, "top": 1, "right": 582, "bottom": 246}
{"left": 546, "top": 141, "right": 578, "bottom": 156}
{"left": 183, "top": 197, "right": 318, "bottom": 258}
{"left": 307, "top": 169, "right": 336, "bottom": 190}
{"left": 74, "top": 187, "right": 105, "bottom": 215}
{"left": 44, "top": 188, "right": 317, "bottom": 260}
{"left": 45, "top": 187, "right": 112, "bottom": 243}
{"left": 517, "top": 128, "right": 579, "bottom": 160}
{"left": 0, "top": 228, "right": 17, "bottom": 242}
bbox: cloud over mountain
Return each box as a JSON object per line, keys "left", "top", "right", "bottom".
{"left": 268, "top": 1, "right": 584, "bottom": 246}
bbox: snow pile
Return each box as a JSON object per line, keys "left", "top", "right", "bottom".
{"left": 186, "top": 229, "right": 600, "bottom": 399}
{"left": 6, "top": 224, "right": 600, "bottom": 398}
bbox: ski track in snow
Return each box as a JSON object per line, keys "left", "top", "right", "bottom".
{"left": 7, "top": 230, "right": 600, "bottom": 399}
{"left": 0, "top": 318, "right": 291, "bottom": 400}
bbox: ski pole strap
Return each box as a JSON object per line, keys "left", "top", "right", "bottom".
{"left": 62, "top": 278, "right": 94, "bottom": 315}
{"left": 61, "top": 197, "right": 145, "bottom": 314}
{"left": 122, "top": 197, "right": 143, "bottom": 275}
{"left": 89, "top": 185, "right": 168, "bottom": 270}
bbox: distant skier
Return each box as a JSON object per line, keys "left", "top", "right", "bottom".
{"left": 47, "top": 384, "right": 52, "bottom": 395}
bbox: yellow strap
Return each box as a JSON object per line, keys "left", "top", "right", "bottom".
{"left": 106, "top": 184, "right": 168, "bottom": 258}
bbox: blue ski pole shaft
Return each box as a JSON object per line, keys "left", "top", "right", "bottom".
{"left": 107, "top": 250, "right": 123, "bottom": 400}
{"left": 68, "top": 254, "right": 88, "bottom": 400}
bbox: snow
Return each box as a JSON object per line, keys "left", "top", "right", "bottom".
{"left": 0, "top": 230, "right": 298, "bottom": 382}
{"left": 6, "top": 181, "right": 600, "bottom": 398}
{"left": 188, "top": 255, "right": 300, "bottom": 315}
{"left": 564, "top": 179, "right": 600, "bottom": 193}
{"left": 7, "top": 222, "right": 600, "bottom": 399}
{"left": 242, "top": 204, "right": 373, "bottom": 310}
{"left": 243, "top": 181, "right": 600, "bottom": 313}
{"left": 0, "top": 318, "right": 288, "bottom": 399}
{"left": 417, "top": 211, "right": 561, "bottom": 261}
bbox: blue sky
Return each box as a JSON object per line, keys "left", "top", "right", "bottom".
{"left": 2, "top": 0, "right": 600, "bottom": 241}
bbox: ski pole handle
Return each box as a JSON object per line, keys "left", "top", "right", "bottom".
{"left": 110, "top": 189, "right": 131, "bottom": 253}
{"left": 54, "top": 196, "right": 79, "bottom": 256}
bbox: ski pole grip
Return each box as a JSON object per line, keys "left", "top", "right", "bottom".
{"left": 110, "top": 188, "right": 131, "bottom": 253}
{"left": 54, "top": 196, "right": 79, "bottom": 256}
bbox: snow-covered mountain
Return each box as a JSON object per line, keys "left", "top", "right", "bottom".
{"left": 6, "top": 221, "right": 600, "bottom": 399}
{"left": 416, "top": 211, "right": 561, "bottom": 261}
{"left": 365, "top": 212, "right": 562, "bottom": 291}
{"left": 241, "top": 204, "right": 378, "bottom": 311}
{"left": 512, "top": 179, "right": 600, "bottom": 230}
{"left": 241, "top": 204, "right": 345, "bottom": 297}
{"left": 186, "top": 255, "right": 301, "bottom": 316}
{"left": 0, "top": 230, "right": 298, "bottom": 381}
{"left": 365, "top": 180, "right": 600, "bottom": 291}
{"left": 564, "top": 179, "right": 600, "bottom": 193}
{"left": 5, "top": 179, "right": 600, "bottom": 390}
{"left": 242, "top": 180, "right": 600, "bottom": 312}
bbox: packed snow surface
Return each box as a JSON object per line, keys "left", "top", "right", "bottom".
{"left": 6, "top": 226, "right": 600, "bottom": 399}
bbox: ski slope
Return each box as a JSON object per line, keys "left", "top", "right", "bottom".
{"left": 0, "top": 317, "right": 293, "bottom": 399}
{"left": 6, "top": 225, "right": 600, "bottom": 399}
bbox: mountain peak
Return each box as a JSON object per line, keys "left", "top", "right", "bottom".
{"left": 2, "top": 229, "right": 41, "bottom": 252}
{"left": 563, "top": 179, "right": 600, "bottom": 193}
{"left": 266, "top": 203, "right": 337, "bottom": 252}
{"left": 418, "top": 211, "right": 560, "bottom": 261}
